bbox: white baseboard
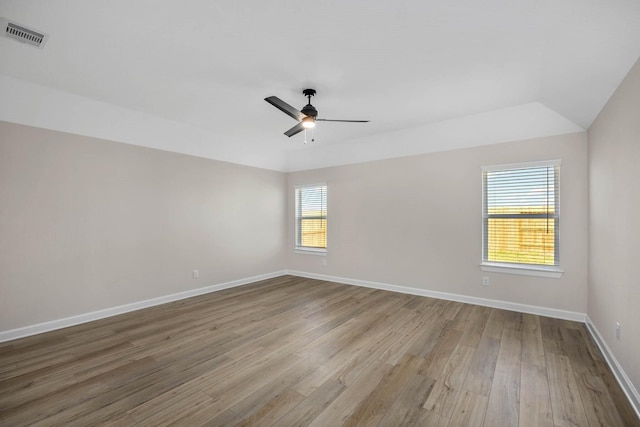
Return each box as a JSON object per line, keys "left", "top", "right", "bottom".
{"left": 0, "top": 270, "right": 287, "bottom": 343}
{"left": 585, "top": 316, "right": 640, "bottom": 420}
{"left": 1, "top": 269, "right": 585, "bottom": 341}
{"left": 287, "top": 270, "right": 586, "bottom": 322}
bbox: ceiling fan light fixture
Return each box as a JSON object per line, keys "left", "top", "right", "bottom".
{"left": 302, "top": 116, "right": 316, "bottom": 128}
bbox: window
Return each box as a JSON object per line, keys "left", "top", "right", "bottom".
{"left": 482, "top": 161, "right": 560, "bottom": 274}
{"left": 295, "top": 184, "right": 327, "bottom": 253}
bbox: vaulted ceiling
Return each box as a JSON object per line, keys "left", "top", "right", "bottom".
{"left": 1, "top": 1, "right": 639, "bottom": 171}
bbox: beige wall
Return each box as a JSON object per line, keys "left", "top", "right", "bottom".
{"left": 0, "top": 123, "right": 590, "bottom": 333}
{"left": 588, "top": 58, "right": 640, "bottom": 390}
{"left": 0, "top": 121, "right": 287, "bottom": 331}
{"left": 287, "top": 132, "right": 589, "bottom": 313}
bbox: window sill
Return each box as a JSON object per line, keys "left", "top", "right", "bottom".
{"left": 480, "top": 262, "right": 564, "bottom": 278}
{"left": 295, "top": 248, "right": 327, "bottom": 256}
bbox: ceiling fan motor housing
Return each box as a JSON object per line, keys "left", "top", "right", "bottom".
{"left": 301, "top": 104, "right": 318, "bottom": 118}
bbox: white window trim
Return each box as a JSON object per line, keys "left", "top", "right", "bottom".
{"left": 294, "top": 183, "right": 327, "bottom": 255}
{"left": 294, "top": 247, "right": 328, "bottom": 256}
{"left": 481, "top": 159, "right": 562, "bottom": 278}
{"left": 480, "top": 262, "right": 564, "bottom": 278}
{"left": 481, "top": 159, "right": 561, "bottom": 173}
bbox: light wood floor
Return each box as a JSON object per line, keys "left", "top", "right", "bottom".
{"left": 0, "top": 275, "right": 637, "bottom": 426}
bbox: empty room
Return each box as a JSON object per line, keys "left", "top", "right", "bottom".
{"left": 1, "top": 1, "right": 639, "bottom": 426}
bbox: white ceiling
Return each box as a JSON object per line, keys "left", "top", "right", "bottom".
{"left": 1, "top": 0, "right": 639, "bottom": 171}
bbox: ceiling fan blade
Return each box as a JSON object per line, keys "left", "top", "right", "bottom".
{"left": 265, "top": 96, "right": 304, "bottom": 121}
{"left": 316, "top": 119, "right": 370, "bottom": 123}
{"left": 284, "top": 122, "right": 305, "bottom": 137}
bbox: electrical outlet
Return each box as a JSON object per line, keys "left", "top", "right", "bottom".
{"left": 616, "top": 322, "right": 621, "bottom": 339}
{"left": 193, "top": 269, "right": 199, "bottom": 279}
{"left": 482, "top": 277, "right": 490, "bottom": 286}
{"left": 321, "top": 258, "right": 327, "bottom": 266}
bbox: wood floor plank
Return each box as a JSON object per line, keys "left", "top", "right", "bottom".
{"left": 519, "top": 362, "right": 554, "bottom": 427}
{"left": 546, "top": 351, "right": 590, "bottom": 427}
{"left": 199, "top": 409, "right": 245, "bottom": 427}
{"left": 448, "top": 389, "right": 489, "bottom": 426}
{"left": 0, "top": 375, "right": 111, "bottom": 425}
{"left": 273, "top": 378, "right": 346, "bottom": 426}
{"left": 0, "top": 275, "right": 636, "bottom": 426}
{"left": 342, "top": 353, "right": 426, "bottom": 426}
{"left": 225, "top": 357, "right": 317, "bottom": 422}
{"left": 414, "top": 410, "right": 450, "bottom": 427}
{"left": 55, "top": 354, "right": 231, "bottom": 426}
{"left": 307, "top": 359, "right": 393, "bottom": 427}
{"left": 406, "top": 314, "right": 450, "bottom": 358}
{"left": 373, "top": 304, "right": 445, "bottom": 365}
{"left": 423, "top": 344, "right": 476, "bottom": 418}
{"left": 376, "top": 373, "right": 436, "bottom": 426}
{"left": 483, "top": 308, "right": 506, "bottom": 340}
{"left": 448, "top": 303, "right": 475, "bottom": 332}
{"left": 176, "top": 357, "right": 315, "bottom": 426}
{"left": 540, "top": 315, "right": 569, "bottom": 356}
{"left": 359, "top": 308, "right": 423, "bottom": 363}
{"left": 484, "top": 325, "right": 522, "bottom": 427}
{"left": 292, "top": 364, "right": 332, "bottom": 397}
{"left": 419, "top": 327, "right": 463, "bottom": 379}
{"left": 559, "top": 326, "right": 629, "bottom": 426}
{"left": 197, "top": 353, "right": 307, "bottom": 412}
{"left": 582, "top": 330, "right": 640, "bottom": 427}
{"left": 457, "top": 305, "right": 491, "bottom": 348}
{"left": 128, "top": 387, "right": 214, "bottom": 426}
{"left": 234, "top": 388, "right": 305, "bottom": 427}
{"left": 462, "top": 335, "right": 501, "bottom": 397}
{"left": 522, "top": 313, "right": 546, "bottom": 368}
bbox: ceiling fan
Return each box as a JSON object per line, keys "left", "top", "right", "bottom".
{"left": 264, "top": 89, "right": 369, "bottom": 137}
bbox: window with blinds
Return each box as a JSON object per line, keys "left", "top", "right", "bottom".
{"left": 482, "top": 161, "right": 560, "bottom": 267}
{"left": 295, "top": 184, "right": 327, "bottom": 252}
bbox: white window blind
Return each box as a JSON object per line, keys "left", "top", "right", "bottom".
{"left": 482, "top": 161, "right": 560, "bottom": 266}
{"left": 295, "top": 184, "right": 327, "bottom": 251}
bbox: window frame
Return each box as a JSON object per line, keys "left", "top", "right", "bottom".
{"left": 294, "top": 183, "right": 327, "bottom": 255}
{"left": 480, "top": 160, "right": 563, "bottom": 278}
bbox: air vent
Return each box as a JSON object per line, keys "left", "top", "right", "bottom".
{"left": 1, "top": 17, "right": 48, "bottom": 49}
